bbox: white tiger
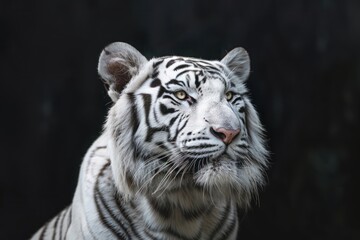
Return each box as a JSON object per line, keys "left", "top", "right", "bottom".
{"left": 31, "top": 42, "right": 268, "bottom": 240}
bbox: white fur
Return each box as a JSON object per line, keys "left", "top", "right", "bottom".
{"left": 32, "top": 42, "right": 268, "bottom": 240}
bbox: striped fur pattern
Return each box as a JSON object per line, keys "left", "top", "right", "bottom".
{"left": 32, "top": 42, "right": 268, "bottom": 240}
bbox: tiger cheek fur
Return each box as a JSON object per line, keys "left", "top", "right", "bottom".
{"left": 32, "top": 42, "right": 268, "bottom": 240}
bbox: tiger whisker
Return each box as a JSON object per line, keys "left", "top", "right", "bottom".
{"left": 136, "top": 159, "right": 173, "bottom": 194}
{"left": 152, "top": 154, "right": 185, "bottom": 195}
{"left": 155, "top": 154, "right": 189, "bottom": 197}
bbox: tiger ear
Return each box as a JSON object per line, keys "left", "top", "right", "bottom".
{"left": 98, "top": 42, "right": 148, "bottom": 101}
{"left": 221, "top": 47, "right": 250, "bottom": 81}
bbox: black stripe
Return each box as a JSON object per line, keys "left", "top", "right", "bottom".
{"left": 181, "top": 205, "right": 209, "bottom": 220}
{"left": 168, "top": 114, "right": 180, "bottom": 128}
{"left": 185, "top": 149, "right": 219, "bottom": 156}
{"left": 165, "top": 79, "right": 186, "bottom": 88}
{"left": 185, "top": 74, "right": 191, "bottom": 88}
{"left": 162, "top": 95, "right": 181, "bottom": 105}
{"left": 141, "top": 94, "right": 162, "bottom": 142}
{"left": 94, "top": 162, "right": 130, "bottom": 239}
{"left": 168, "top": 115, "right": 181, "bottom": 142}
{"left": 142, "top": 94, "right": 152, "bottom": 119}
{"left": 145, "top": 128, "right": 158, "bottom": 142}
{"left": 231, "top": 96, "right": 243, "bottom": 104}
{"left": 185, "top": 74, "right": 193, "bottom": 89}
{"left": 171, "top": 117, "right": 188, "bottom": 141}
{"left": 243, "top": 103, "right": 252, "bottom": 143}
{"left": 86, "top": 146, "right": 107, "bottom": 174}
{"left": 152, "top": 70, "right": 159, "bottom": 79}
{"left": 128, "top": 93, "right": 141, "bottom": 160}
{"left": 58, "top": 207, "right": 68, "bottom": 240}
{"left": 127, "top": 93, "right": 140, "bottom": 135}
{"left": 236, "top": 143, "right": 248, "bottom": 149}
{"left": 194, "top": 73, "right": 200, "bottom": 88}
{"left": 174, "top": 64, "right": 191, "bottom": 71}
{"left": 201, "top": 76, "right": 208, "bottom": 85}
{"left": 52, "top": 211, "right": 62, "bottom": 240}
{"left": 160, "top": 103, "right": 177, "bottom": 115}
{"left": 234, "top": 155, "right": 246, "bottom": 169}
{"left": 148, "top": 197, "right": 171, "bottom": 219}
{"left": 153, "top": 102, "right": 160, "bottom": 123}
{"left": 94, "top": 194, "right": 127, "bottom": 239}
{"left": 184, "top": 59, "right": 215, "bottom": 66}
{"left": 39, "top": 221, "right": 49, "bottom": 240}
{"left": 157, "top": 84, "right": 167, "bottom": 99}
{"left": 178, "top": 118, "right": 188, "bottom": 133}
{"left": 153, "top": 59, "right": 164, "bottom": 69}
{"left": 196, "top": 75, "right": 208, "bottom": 89}
{"left": 185, "top": 137, "right": 210, "bottom": 142}
{"left": 166, "top": 59, "right": 176, "bottom": 68}
{"left": 214, "top": 217, "right": 237, "bottom": 240}
{"left": 158, "top": 153, "right": 170, "bottom": 163}
{"left": 186, "top": 144, "right": 217, "bottom": 149}
{"left": 193, "top": 158, "right": 210, "bottom": 172}
{"left": 176, "top": 69, "right": 191, "bottom": 78}
{"left": 155, "top": 141, "right": 170, "bottom": 151}
{"left": 58, "top": 210, "right": 65, "bottom": 240}
{"left": 144, "top": 227, "right": 158, "bottom": 239}
{"left": 209, "top": 201, "right": 231, "bottom": 240}
{"left": 114, "top": 194, "right": 142, "bottom": 239}
{"left": 240, "top": 116, "right": 245, "bottom": 124}
{"left": 150, "top": 78, "right": 161, "bottom": 88}
{"left": 64, "top": 207, "right": 72, "bottom": 238}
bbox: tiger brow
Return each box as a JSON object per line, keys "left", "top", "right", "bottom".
{"left": 165, "top": 79, "right": 186, "bottom": 88}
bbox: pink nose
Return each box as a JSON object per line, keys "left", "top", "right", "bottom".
{"left": 210, "top": 127, "right": 240, "bottom": 144}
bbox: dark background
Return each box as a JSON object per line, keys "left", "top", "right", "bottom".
{"left": 1, "top": 0, "right": 359, "bottom": 239}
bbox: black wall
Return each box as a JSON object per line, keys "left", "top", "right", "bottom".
{"left": 1, "top": 0, "right": 359, "bottom": 239}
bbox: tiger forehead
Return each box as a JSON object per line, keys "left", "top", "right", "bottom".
{"left": 152, "top": 57, "right": 229, "bottom": 88}
{"left": 160, "top": 57, "right": 225, "bottom": 74}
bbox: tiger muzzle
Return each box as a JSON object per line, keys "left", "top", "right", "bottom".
{"left": 210, "top": 127, "right": 240, "bottom": 144}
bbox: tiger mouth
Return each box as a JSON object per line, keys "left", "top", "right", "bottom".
{"left": 179, "top": 146, "right": 226, "bottom": 172}
{"left": 181, "top": 145, "right": 225, "bottom": 158}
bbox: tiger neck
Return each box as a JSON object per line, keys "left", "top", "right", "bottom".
{"left": 132, "top": 188, "right": 233, "bottom": 238}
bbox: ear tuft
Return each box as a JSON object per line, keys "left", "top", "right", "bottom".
{"left": 221, "top": 47, "right": 250, "bottom": 81}
{"left": 98, "top": 42, "right": 148, "bottom": 101}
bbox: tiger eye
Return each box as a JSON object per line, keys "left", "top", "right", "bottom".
{"left": 175, "top": 90, "right": 187, "bottom": 100}
{"left": 225, "top": 91, "right": 233, "bottom": 101}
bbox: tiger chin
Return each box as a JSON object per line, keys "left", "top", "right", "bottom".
{"left": 32, "top": 42, "right": 268, "bottom": 240}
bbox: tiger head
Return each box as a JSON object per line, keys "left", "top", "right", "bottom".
{"left": 98, "top": 42, "right": 268, "bottom": 207}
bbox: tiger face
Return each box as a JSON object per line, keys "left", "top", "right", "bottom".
{"left": 99, "top": 43, "right": 268, "bottom": 207}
